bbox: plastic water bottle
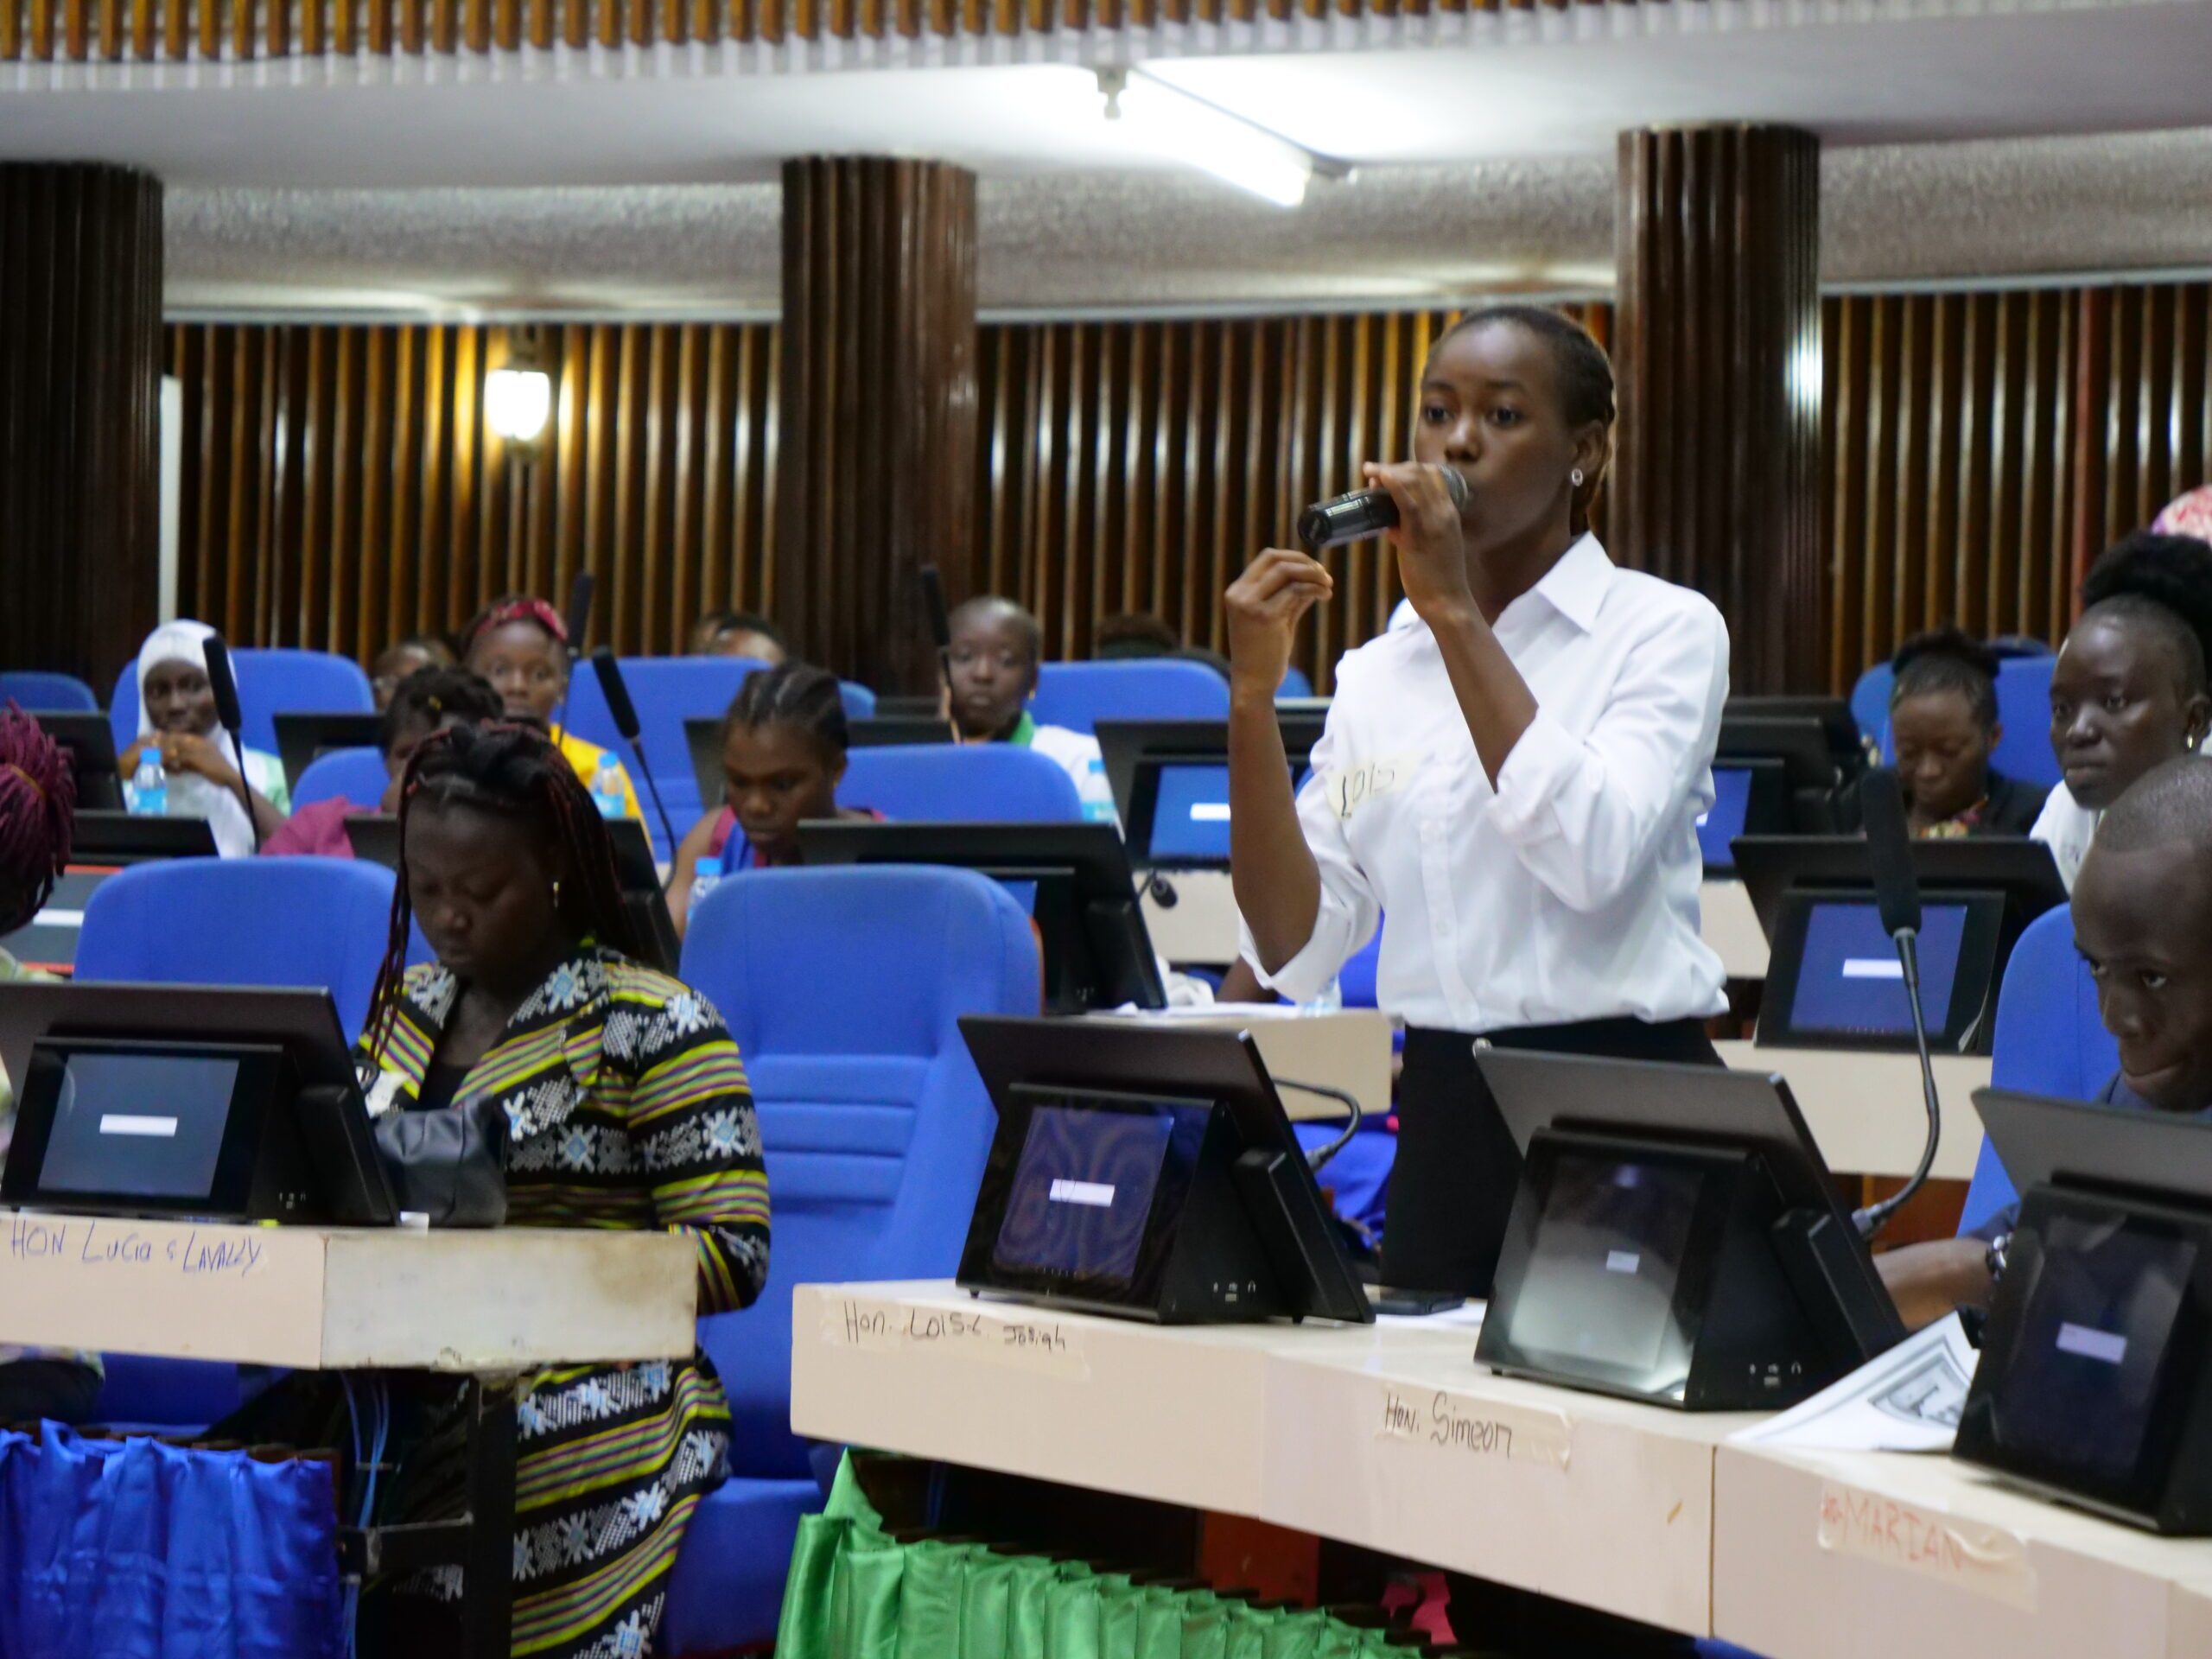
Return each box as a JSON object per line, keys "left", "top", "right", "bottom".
{"left": 1298, "top": 976, "right": 1344, "bottom": 1017}
{"left": 132, "top": 752, "right": 168, "bottom": 817}
{"left": 690, "top": 856, "right": 723, "bottom": 921}
{"left": 591, "top": 755, "right": 626, "bottom": 819}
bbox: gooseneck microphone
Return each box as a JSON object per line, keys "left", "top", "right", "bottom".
{"left": 589, "top": 648, "right": 681, "bottom": 863}
{"left": 553, "top": 570, "right": 596, "bottom": 734}
{"left": 200, "top": 633, "right": 263, "bottom": 852}
{"left": 919, "top": 565, "right": 959, "bottom": 737}
{"left": 1852, "top": 769, "right": 1941, "bottom": 1238}
{"left": 1297, "top": 466, "right": 1468, "bottom": 552}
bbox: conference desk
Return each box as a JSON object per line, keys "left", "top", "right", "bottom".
{"left": 0, "top": 1217, "right": 696, "bottom": 1656}
{"left": 1141, "top": 871, "right": 1777, "bottom": 983}
{"left": 791, "top": 1281, "right": 2212, "bottom": 1656}
{"left": 1714, "top": 1040, "right": 1993, "bottom": 1181}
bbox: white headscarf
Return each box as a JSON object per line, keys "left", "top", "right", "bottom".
{"left": 135, "top": 620, "right": 256, "bottom": 859}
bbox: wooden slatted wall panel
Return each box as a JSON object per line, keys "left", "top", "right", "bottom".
{"left": 1821, "top": 282, "right": 2212, "bottom": 692}
{"left": 974, "top": 304, "right": 1611, "bottom": 690}
{"left": 165, "top": 320, "right": 779, "bottom": 659}
{"left": 6, "top": 0, "right": 1658, "bottom": 62}
{"left": 167, "top": 281, "right": 2212, "bottom": 693}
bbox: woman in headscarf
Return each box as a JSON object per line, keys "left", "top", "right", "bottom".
{"left": 119, "top": 620, "right": 290, "bottom": 857}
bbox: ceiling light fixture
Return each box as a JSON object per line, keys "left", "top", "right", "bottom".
{"left": 1097, "top": 67, "right": 1347, "bottom": 210}
{"left": 486, "top": 332, "right": 554, "bottom": 452}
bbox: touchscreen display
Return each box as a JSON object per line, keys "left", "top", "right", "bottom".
{"left": 1505, "top": 1154, "right": 1705, "bottom": 1377}
{"left": 1148, "top": 764, "right": 1234, "bottom": 862}
{"left": 37, "top": 1051, "right": 238, "bottom": 1200}
{"left": 1789, "top": 899, "right": 1967, "bottom": 1038}
{"left": 1995, "top": 1212, "right": 2195, "bottom": 1484}
{"left": 992, "top": 1105, "right": 1179, "bottom": 1287}
{"left": 1697, "top": 766, "right": 1753, "bottom": 872}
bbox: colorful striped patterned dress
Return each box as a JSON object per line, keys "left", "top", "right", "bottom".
{"left": 359, "top": 946, "right": 771, "bottom": 1658}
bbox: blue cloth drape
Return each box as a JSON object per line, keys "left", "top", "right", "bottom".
{"left": 0, "top": 1422, "right": 344, "bottom": 1659}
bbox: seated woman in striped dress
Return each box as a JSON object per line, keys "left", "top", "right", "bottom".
{"left": 358, "top": 719, "right": 769, "bottom": 1658}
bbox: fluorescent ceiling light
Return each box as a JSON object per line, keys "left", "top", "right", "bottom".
{"left": 1098, "top": 67, "right": 1340, "bottom": 210}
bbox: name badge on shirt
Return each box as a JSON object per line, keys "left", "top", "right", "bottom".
{"left": 1326, "top": 754, "right": 1421, "bottom": 820}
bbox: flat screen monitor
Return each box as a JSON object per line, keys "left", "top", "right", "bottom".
{"left": 0, "top": 981, "right": 396, "bottom": 1225}
{"left": 1095, "top": 718, "right": 1327, "bottom": 870}
{"left": 1725, "top": 696, "right": 1862, "bottom": 771}
{"left": 20, "top": 712, "right": 123, "bottom": 811}
{"left": 1732, "top": 836, "right": 2067, "bottom": 947}
{"left": 274, "top": 712, "right": 384, "bottom": 792}
{"left": 1699, "top": 760, "right": 1788, "bottom": 875}
{"left": 0, "top": 865, "right": 119, "bottom": 975}
{"left": 1759, "top": 893, "right": 1999, "bottom": 1052}
{"left": 346, "top": 814, "right": 679, "bottom": 975}
{"left": 798, "top": 821, "right": 1166, "bottom": 1014}
{"left": 1955, "top": 1089, "right": 2212, "bottom": 1530}
{"left": 957, "top": 1015, "right": 1372, "bottom": 1325}
{"left": 69, "top": 810, "right": 219, "bottom": 864}
{"left": 1475, "top": 1051, "right": 1904, "bottom": 1410}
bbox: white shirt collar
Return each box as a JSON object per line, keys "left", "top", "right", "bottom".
{"left": 1396, "top": 533, "right": 1613, "bottom": 641}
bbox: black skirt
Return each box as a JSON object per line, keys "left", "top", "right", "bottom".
{"left": 1384, "top": 1017, "right": 1722, "bottom": 1298}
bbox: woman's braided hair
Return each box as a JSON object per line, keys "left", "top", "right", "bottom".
{"left": 0, "top": 707, "right": 76, "bottom": 934}
{"left": 364, "top": 721, "right": 636, "bottom": 1058}
{"left": 721, "top": 661, "right": 849, "bottom": 766}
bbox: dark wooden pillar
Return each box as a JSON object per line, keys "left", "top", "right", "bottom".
{"left": 1613, "top": 126, "right": 1820, "bottom": 695}
{"left": 0, "top": 163, "right": 163, "bottom": 689}
{"left": 773, "top": 157, "right": 977, "bottom": 693}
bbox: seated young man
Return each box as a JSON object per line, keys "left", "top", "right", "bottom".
{"left": 1879, "top": 754, "right": 2212, "bottom": 1328}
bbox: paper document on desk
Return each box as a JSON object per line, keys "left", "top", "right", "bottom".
{"left": 1729, "top": 1313, "right": 1976, "bottom": 1453}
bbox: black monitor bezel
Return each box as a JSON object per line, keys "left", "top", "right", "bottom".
{"left": 70, "top": 810, "right": 220, "bottom": 863}
{"left": 1701, "top": 758, "right": 1790, "bottom": 876}
{"left": 20, "top": 711, "right": 123, "bottom": 811}
{"left": 956, "top": 1014, "right": 1373, "bottom": 1325}
{"left": 797, "top": 821, "right": 1167, "bottom": 1013}
{"left": 273, "top": 711, "right": 385, "bottom": 792}
{"left": 1093, "top": 717, "right": 1327, "bottom": 871}
{"left": 1757, "top": 887, "right": 2009, "bottom": 1054}
{"left": 1730, "top": 836, "right": 2067, "bottom": 948}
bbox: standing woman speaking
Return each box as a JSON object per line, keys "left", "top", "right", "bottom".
{"left": 1226, "top": 305, "right": 1732, "bottom": 1299}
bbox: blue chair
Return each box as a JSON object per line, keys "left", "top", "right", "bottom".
{"left": 664, "top": 865, "right": 1041, "bottom": 1652}
{"left": 1991, "top": 654, "right": 2060, "bottom": 787}
{"left": 840, "top": 744, "right": 1083, "bottom": 824}
{"left": 563, "top": 657, "right": 779, "bottom": 859}
{"left": 290, "top": 746, "right": 391, "bottom": 812}
{"left": 108, "top": 648, "right": 373, "bottom": 758}
{"left": 839, "top": 681, "right": 878, "bottom": 720}
{"left": 0, "top": 671, "right": 99, "bottom": 712}
{"left": 74, "top": 855, "right": 398, "bottom": 1045}
{"left": 1957, "top": 904, "right": 2113, "bottom": 1236}
{"left": 1848, "top": 662, "right": 1895, "bottom": 753}
{"left": 71, "top": 857, "right": 400, "bottom": 1431}
{"left": 1277, "top": 666, "right": 1315, "bottom": 700}
{"left": 1031, "top": 660, "right": 1230, "bottom": 736}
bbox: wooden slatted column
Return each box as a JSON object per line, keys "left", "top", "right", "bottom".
{"left": 1612, "top": 125, "right": 1821, "bottom": 695}
{"left": 773, "top": 156, "right": 978, "bottom": 692}
{"left": 0, "top": 163, "right": 163, "bottom": 687}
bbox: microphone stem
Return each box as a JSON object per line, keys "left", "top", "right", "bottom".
{"left": 1855, "top": 927, "right": 1939, "bottom": 1237}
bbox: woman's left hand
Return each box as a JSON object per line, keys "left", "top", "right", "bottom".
{"left": 1363, "top": 461, "right": 1475, "bottom": 622}
{"left": 159, "top": 731, "right": 243, "bottom": 791}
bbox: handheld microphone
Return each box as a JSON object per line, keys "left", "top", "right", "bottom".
{"left": 1297, "top": 467, "right": 1468, "bottom": 552}
{"left": 200, "top": 633, "right": 263, "bottom": 852}
{"left": 1852, "top": 770, "right": 1940, "bottom": 1239}
{"left": 589, "top": 648, "right": 681, "bottom": 864}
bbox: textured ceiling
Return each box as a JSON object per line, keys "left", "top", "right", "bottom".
{"left": 166, "top": 126, "right": 2212, "bottom": 316}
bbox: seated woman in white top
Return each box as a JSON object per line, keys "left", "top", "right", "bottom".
{"left": 1225, "top": 304, "right": 1731, "bottom": 1299}
{"left": 121, "top": 620, "right": 290, "bottom": 857}
{"left": 2031, "top": 533, "right": 2212, "bottom": 889}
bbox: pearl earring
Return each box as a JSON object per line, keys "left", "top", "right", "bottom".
{"left": 1570, "top": 468, "right": 1586, "bottom": 487}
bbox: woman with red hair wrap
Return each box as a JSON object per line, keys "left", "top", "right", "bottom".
{"left": 0, "top": 708, "right": 102, "bottom": 1423}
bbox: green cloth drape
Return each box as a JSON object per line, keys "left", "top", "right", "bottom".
{"left": 778, "top": 1456, "right": 1404, "bottom": 1659}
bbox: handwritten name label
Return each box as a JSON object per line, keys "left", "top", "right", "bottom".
{"left": 822, "top": 1298, "right": 1090, "bottom": 1380}
{"left": 1374, "top": 1382, "right": 1572, "bottom": 1471}
{"left": 7, "top": 1218, "right": 266, "bottom": 1280}
{"left": 1817, "top": 1481, "right": 2037, "bottom": 1611}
